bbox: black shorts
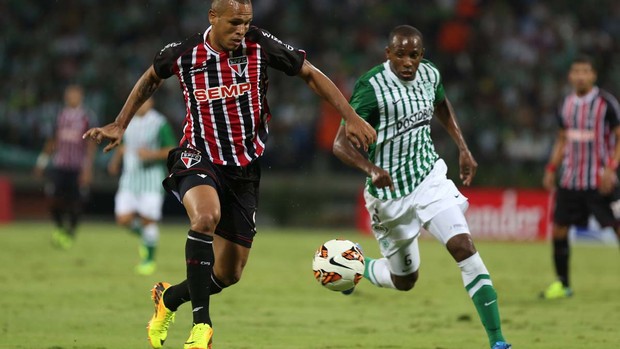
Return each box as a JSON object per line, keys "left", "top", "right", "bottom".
{"left": 162, "top": 147, "right": 260, "bottom": 248}
{"left": 553, "top": 187, "right": 620, "bottom": 228}
{"left": 46, "top": 168, "right": 83, "bottom": 201}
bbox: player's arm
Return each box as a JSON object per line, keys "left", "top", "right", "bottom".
{"left": 33, "top": 138, "right": 56, "bottom": 178}
{"left": 333, "top": 124, "right": 394, "bottom": 191}
{"left": 297, "top": 60, "right": 376, "bottom": 151}
{"left": 79, "top": 138, "right": 97, "bottom": 187}
{"left": 83, "top": 66, "right": 163, "bottom": 152}
{"left": 434, "top": 96, "right": 477, "bottom": 186}
{"left": 107, "top": 145, "right": 125, "bottom": 176}
{"left": 542, "top": 129, "right": 566, "bottom": 191}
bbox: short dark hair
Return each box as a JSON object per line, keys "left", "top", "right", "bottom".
{"left": 572, "top": 54, "right": 596, "bottom": 72}
{"left": 388, "top": 25, "right": 423, "bottom": 45}
{"left": 211, "top": 0, "right": 251, "bottom": 12}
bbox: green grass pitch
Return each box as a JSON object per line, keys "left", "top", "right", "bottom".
{"left": 1, "top": 221, "right": 618, "bottom": 349}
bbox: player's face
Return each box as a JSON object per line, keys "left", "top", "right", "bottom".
{"left": 208, "top": 1, "right": 253, "bottom": 52}
{"left": 386, "top": 34, "right": 424, "bottom": 81}
{"left": 64, "top": 86, "right": 83, "bottom": 108}
{"left": 568, "top": 62, "right": 596, "bottom": 96}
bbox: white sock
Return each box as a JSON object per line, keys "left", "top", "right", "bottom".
{"left": 142, "top": 223, "right": 159, "bottom": 247}
{"left": 458, "top": 252, "right": 492, "bottom": 297}
{"left": 365, "top": 258, "right": 396, "bottom": 289}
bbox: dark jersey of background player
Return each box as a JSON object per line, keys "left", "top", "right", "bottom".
{"left": 541, "top": 55, "right": 620, "bottom": 299}
{"left": 153, "top": 25, "right": 305, "bottom": 166}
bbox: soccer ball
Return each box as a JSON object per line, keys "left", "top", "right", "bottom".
{"left": 312, "top": 239, "right": 365, "bottom": 291}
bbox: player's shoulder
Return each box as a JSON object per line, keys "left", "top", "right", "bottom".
{"left": 357, "top": 63, "right": 387, "bottom": 84}
{"left": 597, "top": 88, "right": 620, "bottom": 105}
{"left": 157, "top": 32, "right": 203, "bottom": 58}
{"left": 418, "top": 59, "right": 441, "bottom": 77}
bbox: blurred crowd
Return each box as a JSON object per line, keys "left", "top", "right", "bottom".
{"left": 1, "top": 0, "right": 619, "bottom": 187}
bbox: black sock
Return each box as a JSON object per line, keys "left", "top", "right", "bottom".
{"left": 186, "top": 230, "right": 214, "bottom": 325}
{"left": 51, "top": 207, "right": 64, "bottom": 230}
{"left": 163, "top": 280, "right": 190, "bottom": 312}
{"left": 66, "top": 202, "right": 81, "bottom": 237}
{"left": 163, "top": 274, "right": 228, "bottom": 311}
{"left": 553, "top": 238, "right": 570, "bottom": 287}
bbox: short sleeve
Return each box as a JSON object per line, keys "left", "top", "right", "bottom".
{"left": 247, "top": 27, "right": 306, "bottom": 76}
{"left": 153, "top": 33, "right": 202, "bottom": 79}
{"left": 603, "top": 92, "right": 620, "bottom": 129}
{"left": 349, "top": 79, "right": 379, "bottom": 126}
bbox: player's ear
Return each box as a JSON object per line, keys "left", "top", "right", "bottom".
{"left": 208, "top": 9, "right": 217, "bottom": 25}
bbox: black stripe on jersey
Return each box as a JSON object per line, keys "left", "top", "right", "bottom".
{"left": 207, "top": 55, "right": 235, "bottom": 162}
{"left": 182, "top": 51, "right": 208, "bottom": 153}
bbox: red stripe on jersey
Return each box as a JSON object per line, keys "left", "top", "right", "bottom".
{"left": 577, "top": 102, "right": 588, "bottom": 189}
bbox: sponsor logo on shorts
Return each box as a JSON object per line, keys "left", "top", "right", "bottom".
{"left": 181, "top": 151, "right": 201, "bottom": 168}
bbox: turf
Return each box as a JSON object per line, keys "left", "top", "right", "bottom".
{"left": 0, "top": 221, "right": 618, "bottom": 349}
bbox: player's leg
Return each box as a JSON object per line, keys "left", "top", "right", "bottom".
{"left": 541, "top": 188, "right": 585, "bottom": 299}
{"left": 426, "top": 205, "right": 509, "bottom": 349}
{"left": 361, "top": 189, "right": 421, "bottom": 290}
{"left": 134, "top": 192, "right": 165, "bottom": 275}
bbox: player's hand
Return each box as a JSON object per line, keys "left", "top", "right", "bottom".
{"left": 542, "top": 170, "right": 556, "bottom": 191}
{"left": 598, "top": 167, "right": 617, "bottom": 195}
{"left": 83, "top": 122, "right": 124, "bottom": 152}
{"left": 459, "top": 149, "right": 477, "bottom": 186}
{"left": 345, "top": 117, "right": 377, "bottom": 151}
{"left": 370, "top": 166, "right": 395, "bottom": 192}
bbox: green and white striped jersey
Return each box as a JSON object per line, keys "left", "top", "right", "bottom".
{"left": 350, "top": 59, "right": 445, "bottom": 200}
{"left": 119, "top": 109, "right": 176, "bottom": 194}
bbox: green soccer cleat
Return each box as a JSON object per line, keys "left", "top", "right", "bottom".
{"left": 184, "top": 323, "right": 213, "bottom": 349}
{"left": 147, "top": 282, "right": 175, "bottom": 348}
{"left": 540, "top": 280, "right": 573, "bottom": 300}
{"left": 51, "top": 229, "right": 73, "bottom": 250}
{"left": 136, "top": 261, "right": 157, "bottom": 275}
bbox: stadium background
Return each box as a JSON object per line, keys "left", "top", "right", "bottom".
{"left": 1, "top": 0, "right": 620, "bottom": 238}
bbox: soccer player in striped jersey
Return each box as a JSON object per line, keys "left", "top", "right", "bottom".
{"left": 333, "top": 25, "right": 511, "bottom": 349}
{"left": 83, "top": 1, "right": 376, "bottom": 348}
{"left": 107, "top": 98, "right": 176, "bottom": 275}
{"left": 541, "top": 55, "right": 620, "bottom": 300}
{"left": 34, "top": 84, "right": 97, "bottom": 250}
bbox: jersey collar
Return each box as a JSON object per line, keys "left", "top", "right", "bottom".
{"left": 383, "top": 61, "right": 416, "bottom": 86}
{"left": 203, "top": 26, "right": 222, "bottom": 56}
{"left": 572, "top": 86, "right": 599, "bottom": 104}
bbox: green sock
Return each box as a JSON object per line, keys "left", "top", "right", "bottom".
{"left": 129, "top": 219, "right": 142, "bottom": 237}
{"left": 363, "top": 257, "right": 373, "bottom": 280}
{"left": 144, "top": 245, "right": 156, "bottom": 262}
{"left": 471, "top": 285, "right": 504, "bottom": 347}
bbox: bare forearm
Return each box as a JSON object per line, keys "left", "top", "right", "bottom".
{"left": 435, "top": 99, "right": 469, "bottom": 152}
{"left": 333, "top": 127, "right": 374, "bottom": 175}
{"left": 115, "top": 66, "right": 163, "bottom": 129}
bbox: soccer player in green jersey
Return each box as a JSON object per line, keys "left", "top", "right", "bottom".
{"left": 108, "top": 98, "right": 176, "bottom": 275}
{"left": 333, "top": 25, "right": 511, "bottom": 349}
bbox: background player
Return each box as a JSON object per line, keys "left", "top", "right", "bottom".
{"left": 83, "top": 0, "right": 377, "bottom": 348}
{"left": 332, "top": 25, "right": 511, "bottom": 349}
{"left": 34, "top": 84, "right": 97, "bottom": 249}
{"left": 108, "top": 97, "right": 176, "bottom": 275}
{"left": 541, "top": 55, "right": 620, "bottom": 299}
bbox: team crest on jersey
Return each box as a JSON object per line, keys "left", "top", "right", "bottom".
{"left": 181, "top": 151, "right": 201, "bottom": 168}
{"left": 228, "top": 56, "right": 248, "bottom": 76}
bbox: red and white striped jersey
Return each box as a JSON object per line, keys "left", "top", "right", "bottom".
{"left": 52, "top": 106, "right": 93, "bottom": 170}
{"left": 557, "top": 87, "right": 620, "bottom": 190}
{"left": 153, "top": 26, "right": 306, "bottom": 167}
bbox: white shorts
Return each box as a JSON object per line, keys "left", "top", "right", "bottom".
{"left": 114, "top": 191, "right": 164, "bottom": 221}
{"left": 364, "top": 159, "right": 470, "bottom": 275}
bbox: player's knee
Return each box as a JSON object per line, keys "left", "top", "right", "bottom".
{"left": 393, "top": 272, "right": 418, "bottom": 291}
{"left": 446, "top": 234, "right": 476, "bottom": 262}
{"left": 115, "top": 215, "right": 133, "bottom": 227}
{"left": 218, "top": 269, "right": 243, "bottom": 286}
{"left": 189, "top": 212, "right": 220, "bottom": 234}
